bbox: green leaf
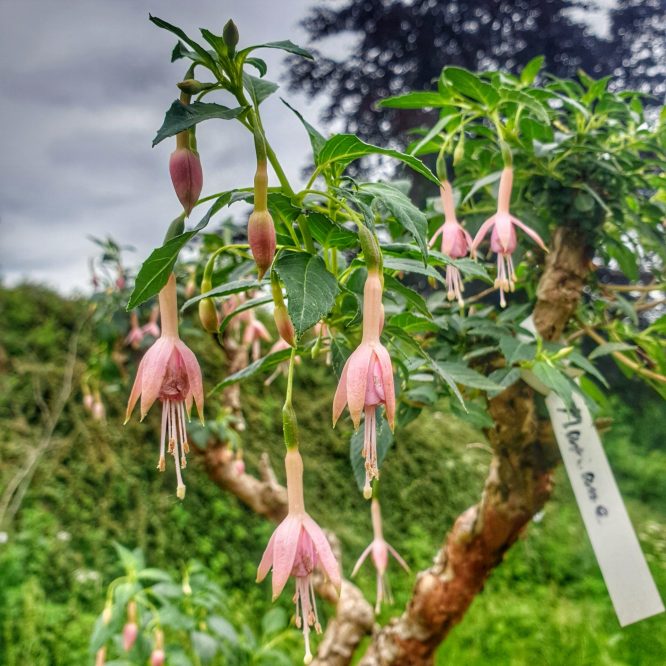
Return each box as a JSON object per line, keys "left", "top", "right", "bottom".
{"left": 499, "top": 88, "right": 550, "bottom": 123}
{"left": 171, "top": 40, "right": 214, "bottom": 66}
{"left": 137, "top": 568, "right": 173, "bottom": 583}
{"left": 190, "top": 631, "right": 218, "bottom": 661}
{"left": 462, "top": 170, "right": 502, "bottom": 204}
{"left": 209, "top": 348, "right": 292, "bottom": 394}
{"left": 435, "top": 361, "right": 504, "bottom": 392}
{"left": 382, "top": 256, "right": 444, "bottom": 284}
{"left": 308, "top": 212, "right": 358, "bottom": 249}
{"left": 350, "top": 409, "right": 393, "bottom": 492}
{"left": 181, "top": 279, "right": 264, "bottom": 311}
{"left": 443, "top": 67, "right": 499, "bottom": 107}
{"left": 242, "top": 72, "right": 278, "bottom": 106}
{"left": 387, "top": 312, "right": 438, "bottom": 334}
{"left": 379, "top": 91, "right": 450, "bottom": 109}
{"left": 245, "top": 57, "right": 267, "bottom": 77}
{"left": 499, "top": 335, "right": 537, "bottom": 364}
{"left": 261, "top": 608, "right": 288, "bottom": 636}
{"left": 424, "top": 355, "right": 465, "bottom": 408}
{"left": 568, "top": 350, "right": 609, "bottom": 388}
{"left": 208, "top": 616, "right": 238, "bottom": 644}
{"left": 153, "top": 100, "right": 246, "bottom": 146}
{"left": 588, "top": 341, "right": 636, "bottom": 360}
{"left": 383, "top": 274, "right": 431, "bottom": 318}
{"left": 239, "top": 39, "right": 314, "bottom": 60}
{"left": 281, "top": 98, "right": 327, "bottom": 158}
{"left": 275, "top": 252, "right": 339, "bottom": 337}
{"left": 531, "top": 361, "right": 574, "bottom": 407}
{"left": 149, "top": 15, "right": 217, "bottom": 69}
{"left": 316, "top": 134, "right": 440, "bottom": 186}
{"left": 361, "top": 182, "right": 429, "bottom": 260}
{"left": 520, "top": 56, "right": 545, "bottom": 84}
{"left": 127, "top": 193, "right": 236, "bottom": 310}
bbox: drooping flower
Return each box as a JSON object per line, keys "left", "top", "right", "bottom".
{"left": 125, "top": 311, "right": 144, "bottom": 349}
{"left": 257, "top": 449, "right": 341, "bottom": 664}
{"left": 333, "top": 271, "right": 395, "bottom": 498}
{"left": 242, "top": 311, "right": 272, "bottom": 361}
{"left": 125, "top": 273, "right": 204, "bottom": 499}
{"left": 141, "top": 306, "right": 161, "bottom": 339}
{"left": 351, "top": 498, "right": 409, "bottom": 614}
{"left": 471, "top": 167, "right": 547, "bottom": 307}
{"left": 429, "top": 180, "right": 473, "bottom": 306}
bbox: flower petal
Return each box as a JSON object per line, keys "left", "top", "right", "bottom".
{"left": 373, "top": 344, "right": 395, "bottom": 431}
{"left": 429, "top": 224, "right": 444, "bottom": 249}
{"left": 139, "top": 338, "right": 174, "bottom": 419}
{"left": 332, "top": 356, "right": 350, "bottom": 427}
{"left": 511, "top": 216, "right": 548, "bottom": 251}
{"left": 470, "top": 216, "right": 496, "bottom": 255}
{"left": 125, "top": 358, "right": 144, "bottom": 423}
{"left": 256, "top": 528, "right": 277, "bottom": 583}
{"left": 175, "top": 340, "right": 204, "bottom": 422}
{"left": 351, "top": 543, "right": 372, "bottom": 578}
{"left": 387, "top": 542, "right": 410, "bottom": 572}
{"left": 346, "top": 343, "right": 374, "bottom": 428}
{"left": 303, "top": 515, "right": 341, "bottom": 591}
{"left": 271, "top": 515, "right": 302, "bottom": 600}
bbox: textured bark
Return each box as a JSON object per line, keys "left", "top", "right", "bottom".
{"left": 358, "top": 228, "right": 590, "bottom": 666}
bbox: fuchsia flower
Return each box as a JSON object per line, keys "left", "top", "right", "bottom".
{"left": 169, "top": 143, "right": 203, "bottom": 216}
{"left": 333, "top": 271, "right": 395, "bottom": 498}
{"left": 125, "top": 274, "right": 204, "bottom": 499}
{"left": 471, "top": 167, "right": 547, "bottom": 307}
{"left": 122, "top": 601, "right": 138, "bottom": 651}
{"left": 430, "top": 181, "right": 473, "bottom": 306}
{"left": 141, "top": 305, "right": 161, "bottom": 338}
{"left": 257, "top": 449, "right": 341, "bottom": 664}
{"left": 242, "top": 312, "right": 272, "bottom": 361}
{"left": 125, "top": 311, "right": 144, "bottom": 349}
{"left": 352, "top": 498, "right": 409, "bottom": 613}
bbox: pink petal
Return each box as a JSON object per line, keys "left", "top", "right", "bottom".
{"left": 462, "top": 227, "right": 474, "bottom": 249}
{"left": 511, "top": 216, "right": 548, "bottom": 251}
{"left": 346, "top": 344, "right": 374, "bottom": 428}
{"left": 470, "top": 216, "right": 496, "bottom": 254}
{"left": 351, "top": 543, "right": 373, "bottom": 578}
{"left": 303, "top": 515, "right": 341, "bottom": 591}
{"left": 373, "top": 344, "right": 395, "bottom": 431}
{"left": 429, "top": 224, "right": 444, "bottom": 249}
{"left": 175, "top": 340, "right": 204, "bottom": 422}
{"left": 139, "top": 338, "right": 174, "bottom": 419}
{"left": 332, "top": 357, "right": 350, "bottom": 427}
{"left": 256, "top": 529, "right": 277, "bottom": 583}
{"left": 387, "top": 542, "right": 410, "bottom": 572}
{"left": 125, "top": 359, "right": 144, "bottom": 423}
{"left": 371, "top": 540, "right": 389, "bottom": 575}
{"left": 271, "top": 515, "right": 302, "bottom": 599}
{"left": 494, "top": 213, "right": 517, "bottom": 254}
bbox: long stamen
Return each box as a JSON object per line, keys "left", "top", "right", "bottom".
{"left": 158, "top": 402, "right": 167, "bottom": 471}
{"left": 171, "top": 401, "right": 185, "bottom": 499}
{"left": 178, "top": 402, "right": 190, "bottom": 454}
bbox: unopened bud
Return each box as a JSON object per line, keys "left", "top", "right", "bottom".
{"left": 169, "top": 145, "right": 203, "bottom": 216}
{"left": 198, "top": 298, "right": 218, "bottom": 333}
{"left": 122, "top": 622, "right": 138, "bottom": 652}
{"left": 150, "top": 649, "right": 166, "bottom": 666}
{"left": 248, "top": 210, "right": 276, "bottom": 278}
{"left": 273, "top": 305, "right": 295, "bottom": 347}
{"left": 102, "top": 603, "right": 112, "bottom": 625}
{"left": 177, "top": 79, "right": 215, "bottom": 95}
{"left": 453, "top": 132, "right": 465, "bottom": 165}
{"left": 95, "top": 646, "right": 106, "bottom": 666}
{"left": 223, "top": 20, "right": 239, "bottom": 50}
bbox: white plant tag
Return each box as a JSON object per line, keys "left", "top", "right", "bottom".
{"left": 546, "top": 389, "right": 665, "bottom": 626}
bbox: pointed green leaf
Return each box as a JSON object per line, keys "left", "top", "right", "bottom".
{"left": 242, "top": 72, "right": 278, "bottom": 106}
{"left": 379, "top": 91, "right": 450, "bottom": 109}
{"left": 209, "top": 347, "right": 292, "bottom": 394}
{"left": 281, "top": 98, "right": 326, "bottom": 157}
{"left": 520, "top": 56, "right": 545, "bottom": 85}
{"left": 443, "top": 67, "right": 499, "bottom": 107}
{"left": 181, "top": 279, "right": 264, "bottom": 311}
{"left": 149, "top": 15, "right": 217, "bottom": 69}
{"left": 239, "top": 39, "right": 313, "bottom": 60}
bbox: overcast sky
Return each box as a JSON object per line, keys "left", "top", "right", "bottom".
{"left": 0, "top": 1, "right": 614, "bottom": 294}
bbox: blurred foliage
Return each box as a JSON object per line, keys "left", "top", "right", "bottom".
{"left": 1, "top": 284, "right": 665, "bottom": 664}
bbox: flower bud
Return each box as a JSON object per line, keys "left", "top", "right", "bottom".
{"left": 169, "top": 145, "right": 203, "bottom": 216}
{"left": 177, "top": 79, "right": 215, "bottom": 95}
{"left": 248, "top": 210, "right": 276, "bottom": 278}
{"left": 122, "top": 622, "right": 138, "bottom": 652}
{"left": 223, "top": 19, "right": 239, "bottom": 50}
{"left": 150, "top": 649, "right": 166, "bottom": 666}
{"left": 198, "top": 298, "right": 218, "bottom": 333}
{"left": 274, "top": 305, "right": 295, "bottom": 347}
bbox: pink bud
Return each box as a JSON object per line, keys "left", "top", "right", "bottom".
{"left": 273, "top": 304, "right": 295, "bottom": 347}
{"left": 122, "top": 622, "right": 138, "bottom": 651}
{"left": 248, "top": 210, "right": 276, "bottom": 278}
{"left": 169, "top": 147, "right": 203, "bottom": 216}
{"left": 150, "top": 649, "right": 166, "bottom": 666}
{"left": 83, "top": 393, "right": 94, "bottom": 412}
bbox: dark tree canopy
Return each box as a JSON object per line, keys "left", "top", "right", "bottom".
{"left": 288, "top": 0, "right": 665, "bottom": 145}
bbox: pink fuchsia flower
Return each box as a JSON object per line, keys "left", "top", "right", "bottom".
{"left": 351, "top": 498, "right": 409, "bottom": 614}
{"left": 257, "top": 449, "right": 341, "bottom": 664}
{"left": 242, "top": 312, "right": 272, "bottom": 361}
{"left": 125, "top": 273, "right": 204, "bottom": 499}
{"left": 150, "top": 629, "right": 165, "bottom": 666}
{"left": 333, "top": 271, "right": 395, "bottom": 498}
{"left": 141, "top": 306, "right": 161, "bottom": 339}
{"left": 125, "top": 311, "right": 144, "bottom": 349}
{"left": 122, "top": 601, "right": 138, "bottom": 651}
{"left": 471, "top": 167, "right": 547, "bottom": 308}
{"left": 430, "top": 181, "right": 473, "bottom": 306}
{"left": 169, "top": 140, "right": 203, "bottom": 216}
